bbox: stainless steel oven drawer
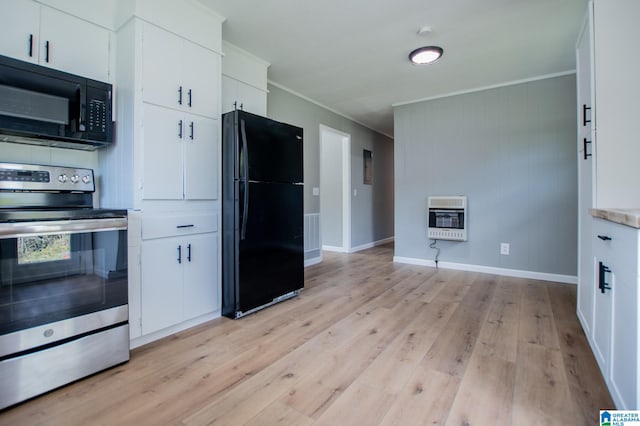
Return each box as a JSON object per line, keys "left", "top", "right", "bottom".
{"left": 0, "top": 324, "right": 129, "bottom": 410}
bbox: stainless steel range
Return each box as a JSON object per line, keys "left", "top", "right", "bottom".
{"left": 0, "top": 162, "right": 129, "bottom": 410}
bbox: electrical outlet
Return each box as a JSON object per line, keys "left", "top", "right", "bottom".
{"left": 312, "top": 187, "right": 320, "bottom": 196}
{"left": 500, "top": 243, "right": 510, "bottom": 255}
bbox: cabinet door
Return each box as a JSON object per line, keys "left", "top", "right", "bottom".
{"left": 142, "top": 104, "right": 184, "bottom": 200}
{"left": 183, "top": 40, "right": 220, "bottom": 118}
{"left": 0, "top": 1, "right": 40, "bottom": 64}
{"left": 184, "top": 115, "right": 218, "bottom": 200}
{"left": 141, "top": 237, "right": 183, "bottom": 335}
{"left": 577, "top": 216, "right": 594, "bottom": 334}
{"left": 592, "top": 257, "right": 612, "bottom": 375}
{"left": 183, "top": 233, "right": 219, "bottom": 320}
{"left": 576, "top": 5, "right": 595, "bottom": 337}
{"left": 40, "top": 7, "right": 110, "bottom": 81}
{"left": 221, "top": 75, "right": 238, "bottom": 114}
{"left": 142, "top": 23, "right": 183, "bottom": 109}
{"left": 237, "top": 81, "right": 267, "bottom": 116}
{"left": 610, "top": 272, "right": 637, "bottom": 409}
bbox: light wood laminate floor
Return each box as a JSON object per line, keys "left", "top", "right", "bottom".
{"left": 0, "top": 244, "right": 613, "bottom": 425}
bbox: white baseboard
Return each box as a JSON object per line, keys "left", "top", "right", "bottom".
{"left": 324, "top": 237, "right": 395, "bottom": 254}
{"left": 130, "top": 311, "right": 220, "bottom": 349}
{"left": 305, "top": 256, "right": 323, "bottom": 267}
{"left": 392, "top": 256, "right": 577, "bottom": 284}
{"left": 350, "top": 236, "right": 395, "bottom": 253}
{"left": 323, "top": 245, "right": 348, "bottom": 253}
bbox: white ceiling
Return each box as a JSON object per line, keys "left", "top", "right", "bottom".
{"left": 198, "top": 0, "right": 588, "bottom": 137}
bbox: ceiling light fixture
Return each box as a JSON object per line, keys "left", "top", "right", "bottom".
{"left": 409, "top": 46, "right": 443, "bottom": 65}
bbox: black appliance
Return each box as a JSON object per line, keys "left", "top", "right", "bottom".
{"left": 0, "top": 162, "right": 129, "bottom": 410}
{"left": 0, "top": 54, "right": 113, "bottom": 150}
{"left": 221, "top": 110, "right": 304, "bottom": 318}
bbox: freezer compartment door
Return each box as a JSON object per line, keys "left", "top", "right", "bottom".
{"left": 238, "top": 110, "right": 303, "bottom": 184}
{"left": 238, "top": 182, "right": 303, "bottom": 314}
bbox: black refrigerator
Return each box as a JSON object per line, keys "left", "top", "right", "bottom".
{"left": 221, "top": 110, "right": 304, "bottom": 318}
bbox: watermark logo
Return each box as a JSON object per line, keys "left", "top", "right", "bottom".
{"left": 601, "top": 410, "right": 640, "bottom": 426}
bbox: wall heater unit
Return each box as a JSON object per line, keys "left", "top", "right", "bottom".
{"left": 427, "top": 196, "right": 467, "bottom": 241}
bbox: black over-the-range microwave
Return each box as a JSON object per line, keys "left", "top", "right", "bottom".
{"left": 0, "top": 54, "right": 113, "bottom": 150}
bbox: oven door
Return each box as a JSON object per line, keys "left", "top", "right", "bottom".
{"left": 0, "top": 218, "right": 128, "bottom": 344}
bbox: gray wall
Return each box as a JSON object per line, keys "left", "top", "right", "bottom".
{"left": 393, "top": 74, "right": 577, "bottom": 276}
{"left": 267, "top": 84, "right": 394, "bottom": 255}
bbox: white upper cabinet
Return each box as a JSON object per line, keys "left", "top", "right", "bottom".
{"left": 591, "top": 0, "right": 640, "bottom": 208}
{"left": 139, "top": 22, "right": 220, "bottom": 201}
{"left": 183, "top": 39, "right": 220, "bottom": 118}
{"left": 183, "top": 114, "right": 218, "bottom": 200}
{"left": 141, "top": 103, "right": 218, "bottom": 200}
{"left": 142, "top": 23, "right": 219, "bottom": 118}
{"left": 221, "top": 41, "right": 269, "bottom": 116}
{"left": 1, "top": 1, "right": 110, "bottom": 82}
{"left": 39, "top": 7, "right": 110, "bottom": 82}
{"left": 142, "top": 24, "right": 184, "bottom": 110}
{"left": 141, "top": 104, "right": 184, "bottom": 200}
{"left": 222, "top": 75, "right": 268, "bottom": 116}
{"left": 0, "top": 1, "right": 40, "bottom": 64}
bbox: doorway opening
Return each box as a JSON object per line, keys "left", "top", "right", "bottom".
{"left": 319, "top": 125, "right": 351, "bottom": 253}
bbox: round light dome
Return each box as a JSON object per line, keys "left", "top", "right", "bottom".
{"left": 409, "top": 46, "right": 443, "bottom": 65}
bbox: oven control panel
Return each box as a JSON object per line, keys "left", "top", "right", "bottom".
{"left": 0, "top": 163, "right": 94, "bottom": 192}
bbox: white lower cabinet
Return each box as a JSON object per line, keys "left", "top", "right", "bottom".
{"left": 591, "top": 217, "right": 640, "bottom": 409}
{"left": 140, "top": 213, "right": 219, "bottom": 336}
{"left": 181, "top": 233, "right": 219, "bottom": 319}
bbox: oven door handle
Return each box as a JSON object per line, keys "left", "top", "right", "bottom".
{"left": 0, "top": 218, "right": 127, "bottom": 239}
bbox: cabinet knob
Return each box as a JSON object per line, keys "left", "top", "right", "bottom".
{"left": 28, "top": 34, "right": 34, "bottom": 57}
{"left": 597, "top": 235, "right": 612, "bottom": 241}
{"left": 178, "top": 86, "right": 183, "bottom": 105}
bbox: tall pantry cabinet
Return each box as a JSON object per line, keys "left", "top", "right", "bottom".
{"left": 576, "top": 1, "right": 595, "bottom": 343}
{"left": 576, "top": 0, "right": 640, "bottom": 410}
{"left": 100, "top": 0, "right": 224, "bottom": 346}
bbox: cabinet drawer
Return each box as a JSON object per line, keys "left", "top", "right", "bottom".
{"left": 593, "top": 218, "right": 640, "bottom": 279}
{"left": 142, "top": 212, "right": 217, "bottom": 240}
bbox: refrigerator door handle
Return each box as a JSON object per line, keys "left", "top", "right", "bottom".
{"left": 240, "top": 119, "right": 249, "bottom": 240}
